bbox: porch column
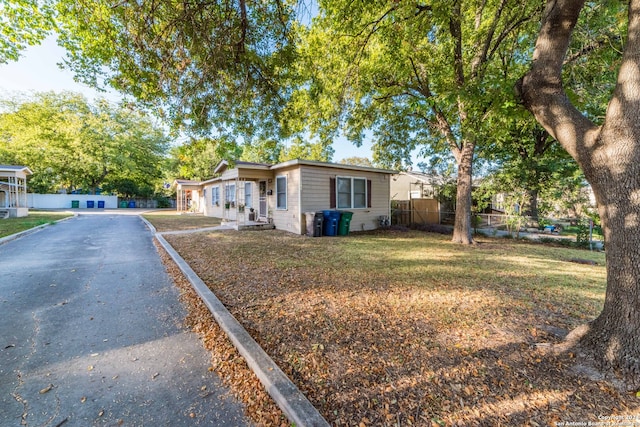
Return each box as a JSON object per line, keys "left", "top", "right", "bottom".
{"left": 19, "top": 177, "right": 27, "bottom": 208}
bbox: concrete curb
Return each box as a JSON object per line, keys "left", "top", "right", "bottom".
{"left": 0, "top": 214, "right": 76, "bottom": 246}
{"left": 142, "top": 216, "right": 329, "bottom": 427}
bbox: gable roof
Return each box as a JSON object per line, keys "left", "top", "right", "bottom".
{"left": 213, "top": 160, "right": 271, "bottom": 175}
{"left": 271, "top": 159, "right": 396, "bottom": 174}
{"left": 197, "top": 159, "right": 395, "bottom": 186}
{"left": 0, "top": 165, "right": 33, "bottom": 175}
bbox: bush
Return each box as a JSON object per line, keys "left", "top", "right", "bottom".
{"left": 155, "top": 195, "right": 172, "bottom": 208}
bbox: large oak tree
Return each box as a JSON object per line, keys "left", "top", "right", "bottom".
{"left": 288, "top": 0, "right": 542, "bottom": 244}
{"left": 517, "top": 0, "right": 640, "bottom": 386}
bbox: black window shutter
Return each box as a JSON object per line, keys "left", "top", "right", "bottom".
{"left": 367, "top": 179, "right": 372, "bottom": 208}
{"left": 330, "top": 177, "right": 336, "bottom": 208}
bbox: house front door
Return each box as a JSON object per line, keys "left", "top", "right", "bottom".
{"left": 259, "top": 180, "right": 267, "bottom": 219}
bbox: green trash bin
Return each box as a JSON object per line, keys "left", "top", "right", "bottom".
{"left": 338, "top": 211, "right": 353, "bottom": 236}
{"left": 119, "top": 200, "right": 127, "bottom": 208}
{"left": 71, "top": 200, "right": 79, "bottom": 208}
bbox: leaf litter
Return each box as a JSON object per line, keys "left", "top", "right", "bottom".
{"left": 155, "top": 229, "right": 638, "bottom": 426}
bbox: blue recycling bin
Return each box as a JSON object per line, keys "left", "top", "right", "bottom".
{"left": 86, "top": 200, "right": 95, "bottom": 208}
{"left": 128, "top": 200, "right": 136, "bottom": 208}
{"left": 322, "top": 210, "right": 341, "bottom": 236}
{"left": 97, "top": 200, "right": 105, "bottom": 208}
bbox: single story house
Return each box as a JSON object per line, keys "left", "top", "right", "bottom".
{"left": 0, "top": 165, "right": 32, "bottom": 218}
{"left": 177, "top": 159, "right": 395, "bottom": 235}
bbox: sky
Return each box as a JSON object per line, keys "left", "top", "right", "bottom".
{"left": 0, "top": 36, "right": 374, "bottom": 163}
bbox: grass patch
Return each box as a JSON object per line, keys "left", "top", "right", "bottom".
{"left": 0, "top": 211, "right": 73, "bottom": 238}
{"left": 162, "top": 229, "right": 636, "bottom": 426}
{"left": 142, "top": 211, "right": 222, "bottom": 232}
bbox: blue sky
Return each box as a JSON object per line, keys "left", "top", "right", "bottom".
{"left": 0, "top": 36, "right": 373, "bottom": 162}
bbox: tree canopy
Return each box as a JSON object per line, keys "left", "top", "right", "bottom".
{"left": 284, "top": 0, "right": 543, "bottom": 243}
{"left": 0, "top": 92, "right": 169, "bottom": 195}
{"left": 0, "top": 0, "right": 55, "bottom": 63}
{"left": 55, "top": 0, "right": 302, "bottom": 140}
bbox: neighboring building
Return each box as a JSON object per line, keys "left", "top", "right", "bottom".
{"left": 174, "top": 179, "right": 202, "bottom": 212}
{"left": 390, "top": 171, "right": 447, "bottom": 225}
{"left": 390, "top": 171, "right": 443, "bottom": 201}
{"left": 0, "top": 165, "right": 32, "bottom": 218}
{"left": 177, "top": 159, "right": 395, "bottom": 235}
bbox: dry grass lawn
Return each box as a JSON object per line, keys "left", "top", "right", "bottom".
{"left": 149, "top": 216, "right": 639, "bottom": 426}
{"left": 142, "top": 211, "right": 221, "bottom": 232}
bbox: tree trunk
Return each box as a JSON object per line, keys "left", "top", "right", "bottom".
{"left": 517, "top": 0, "right": 640, "bottom": 387}
{"left": 451, "top": 142, "right": 474, "bottom": 244}
{"left": 524, "top": 187, "right": 539, "bottom": 226}
{"left": 571, "top": 172, "right": 640, "bottom": 387}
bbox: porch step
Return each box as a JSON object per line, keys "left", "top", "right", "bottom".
{"left": 237, "top": 222, "right": 275, "bottom": 231}
{"left": 0, "top": 209, "right": 9, "bottom": 219}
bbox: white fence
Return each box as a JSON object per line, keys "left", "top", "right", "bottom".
{"left": 28, "top": 194, "right": 119, "bottom": 209}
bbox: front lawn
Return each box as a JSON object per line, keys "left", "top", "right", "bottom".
{"left": 158, "top": 228, "right": 636, "bottom": 426}
{"left": 0, "top": 211, "right": 73, "bottom": 238}
{"left": 142, "top": 211, "right": 221, "bottom": 232}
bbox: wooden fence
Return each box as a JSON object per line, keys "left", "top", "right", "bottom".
{"left": 392, "top": 199, "right": 441, "bottom": 225}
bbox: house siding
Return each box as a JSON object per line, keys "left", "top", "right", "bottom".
{"left": 271, "top": 166, "right": 301, "bottom": 234}
{"left": 201, "top": 182, "right": 224, "bottom": 218}
{"left": 188, "top": 160, "right": 393, "bottom": 235}
{"left": 299, "top": 165, "right": 391, "bottom": 233}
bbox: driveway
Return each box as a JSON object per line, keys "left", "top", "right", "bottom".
{"left": 0, "top": 213, "right": 252, "bottom": 426}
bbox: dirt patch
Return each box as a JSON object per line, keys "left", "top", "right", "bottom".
{"left": 159, "top": 229, "right": 638, "bottom": 426}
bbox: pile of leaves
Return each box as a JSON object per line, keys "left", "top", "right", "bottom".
{"left": 155, "top": 240, "right": 289, "bottom": 426}
{"left": 158, "top": 229, "right": 638, "bottom": 426}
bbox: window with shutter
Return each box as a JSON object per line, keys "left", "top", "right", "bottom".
{"left": 334, "top": 176, "right": 369, "bottom": 209}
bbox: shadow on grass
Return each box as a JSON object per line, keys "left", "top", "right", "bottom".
{"left": 164, "top": 228, "right": 629, "bottom": 426}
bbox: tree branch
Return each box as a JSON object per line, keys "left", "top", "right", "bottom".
{"left": 471, "top": 0, "right": 508, "bottom": 78}
{"left": 449, "top": 0, "right": 465, "bottom": 86}
{"left": 515, "top": 0, "right": 599, "bottom": 162}
{"left": 563, "top": 33, "right": 623, "bottom": 65}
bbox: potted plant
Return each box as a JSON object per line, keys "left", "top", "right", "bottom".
{"left": 238, "top": 203, "right": 245, "bottom": 213}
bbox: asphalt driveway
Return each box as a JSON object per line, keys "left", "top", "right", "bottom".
{"left": 0, "top": 213, "right": 252, "bottom": 426}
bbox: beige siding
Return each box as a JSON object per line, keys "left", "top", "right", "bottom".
{"left": 201, "top": 183, "right": 224, "bottom": 218}
{"left": 271, "top": 166, "right": 301, "bottom": 234}
{"left": 299, "top": 165, "right": 391, "bottom": 233}
{"left": 197, "top": 161, "right": 391, "bottom": 234}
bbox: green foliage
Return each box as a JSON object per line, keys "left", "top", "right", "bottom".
{"left": 338, "top": 156, "right": 373, "bottom": 167}
{"left": 289, "top": 0, "right": 542, "bottom": 167}
{"left": 55, "top": 0, "right": 300, "bottom": 140}
{"left": 0, "top": 0, "right": 55, "bottom": 63}
{"left": 240, "top": 139, "right": 283, "bottom": 164}
{"left": 278, "top": 136, "right": 333, "bottom": 162}
{"left": 0, "top": 92, "right": 169, "bottom": 195}
{"left": 575, "top": 219, "right": 592, "bottom": 248}
{"left": 167, "top": 136, "right": 241, "bottom": 181}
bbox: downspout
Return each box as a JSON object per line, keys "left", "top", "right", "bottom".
{"left": 298, "top": 170, "right": 303, "bottom": 234}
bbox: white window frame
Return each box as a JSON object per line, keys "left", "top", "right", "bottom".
{"left": 211, "top": 186, "right": 220, "bottom": 206}
{"left": 225, "top": 183, "right": 236, "bottom": 203}
{"left": 276, "top": 176, "right": 287, "bottom": 210}
{"left": 337, "top": 176, "right": 367, "bottom": 209}
{"left": 244, "top": 182, "right": 253, "bottom": 208}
